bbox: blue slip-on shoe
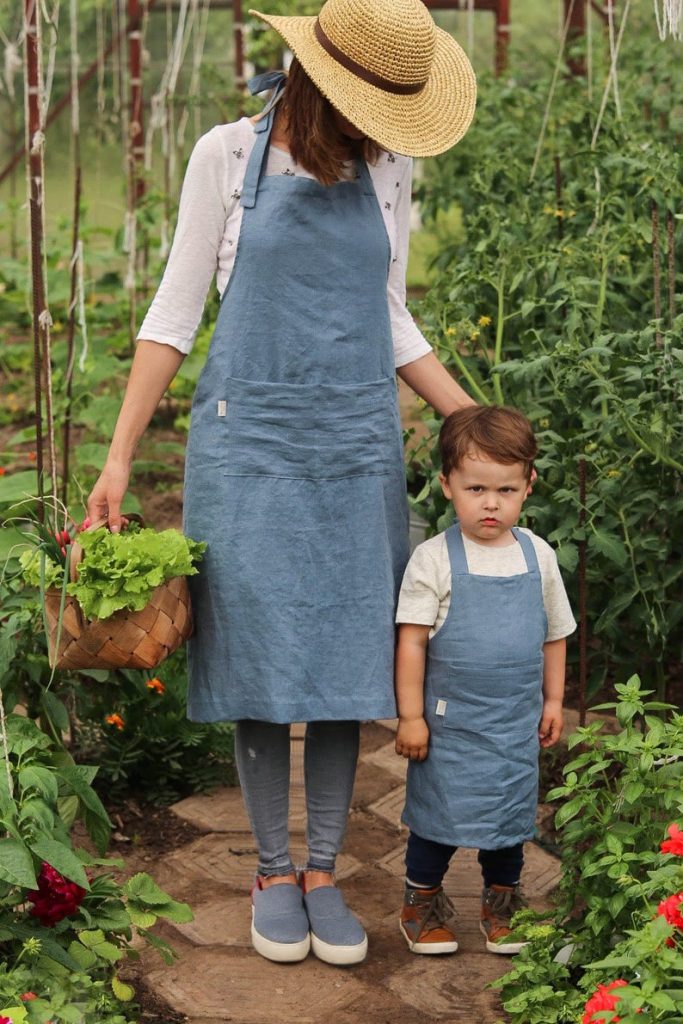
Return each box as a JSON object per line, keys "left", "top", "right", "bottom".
{"left": 251, "top": 878, "right": 311, "bottom": 962}
{"left": 302, "top": 883, "right": 368, "bottom": 966}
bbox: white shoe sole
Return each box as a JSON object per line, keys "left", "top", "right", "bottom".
{"left": 400, "top": 920, "right": 458, "bottom": 955}
{"left": 480, "top": 921, "right": 527, "bottom": 955}
{"left": 310, "top": 931, "right": 368, "bottom": 966}
{"left": 251, "top": 908, "right": 310, "bottom": 963}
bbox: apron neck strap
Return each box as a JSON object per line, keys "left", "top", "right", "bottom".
{"left": 511, "top": 527, "right": 540, "bottom": 572}
{"left": 241, "top": 72, "right": 287, "bottom": 209}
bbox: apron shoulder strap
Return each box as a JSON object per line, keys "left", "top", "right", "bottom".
{"left": 511, "top": 527, "right": 541, "bottom": 573}
{"left": 241, "top": 72, "right": 287, "bottom": 210}
{"left": 444, "top": 522, "right": 469, "bottom": 575}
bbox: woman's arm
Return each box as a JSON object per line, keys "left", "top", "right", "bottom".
{"left": 87, "top": 341, "right": 185, "bottom": 531}
{"left": 398, "top": 351, "right": 476, "bottom": 417}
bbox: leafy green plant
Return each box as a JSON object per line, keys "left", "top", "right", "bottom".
{"left": 493, "top": 677, "right": 683, "bottom": 1024}
{"left": 0, "top": 712, "right": 193, "bottom": 1022}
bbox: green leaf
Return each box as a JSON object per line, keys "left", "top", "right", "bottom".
{"left": 57, "top": 794, "right": 80, "bottom": 829}
{"left": 156, "top": 898, "right": 193, "bottom": 924}
{"left": 605, "top": 833, "right": 623, "bottom": 857}
{"left": 0, "top": 1008, "right": 27, "bottom": 1024}
{"left": 112, "top": 976, "right": 136, "bottom": 1002}
{"left": 622, "top": 780, "right": 644, "bottom": 804}
{"left": 0, "top": 837, "right": 38, "bottom": 888}
{"left": 0, "top": 471, "right": 40, "bottom": 508}
{"left": 40, "top": 690, "right": 70, "bottom": 735}
{"left": 128, "top": 906, "right": 158, "bottom": 928}
{"left": 125, "top": 872, "right": 177, "bottom": 907}
{"left": 59, "top": 765, "right": 110, "bottom": 824}
{"left": 28, "top": 837, "right": 90, "bottom": 889}
{"left": 555, "top": 795, "right": 586, "bottom": 828}
{"left": 18, "top": 765, "right": 58, "bottom": 804}
{"left": 79, "top": 928, "right": 123, "bottom": 963}
{"left": 67, "top": 939, "right": 98, "bottom": 970}
{"left": 589, "top": 529, "right": 628, "bottom": 568}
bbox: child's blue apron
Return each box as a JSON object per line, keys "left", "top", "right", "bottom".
{"left": 182, "top": 75, "right": 410, "bottom": 724}
{"left": 403, "top": 524, "right": 547, "bottom": 849}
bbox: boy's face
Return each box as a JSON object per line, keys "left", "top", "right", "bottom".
{"left": 439, "top": 452, "right": 529, "bottom": 546}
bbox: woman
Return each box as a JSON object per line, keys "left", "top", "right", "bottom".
{"left": 89, "top": 0, "right": 476, "bottom": 967}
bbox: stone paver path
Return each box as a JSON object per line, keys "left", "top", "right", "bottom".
{"left": 140, "top": 721, "right": 561, "bottom": 1023}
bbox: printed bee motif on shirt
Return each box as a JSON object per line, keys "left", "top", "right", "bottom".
{"left": 387, "top": 153, "right": 396, "bottom": 163}
{"left": 282, "top": 168, "right": 295, "bottom": 176}
{"left": 231, "top": 189, "right": 241, "bottom": 200}
{"left": 233, "top": 148, "right": 244, "bottom": 159}
{"left": 384, "top": 201, "right": 392, "bottom": 210}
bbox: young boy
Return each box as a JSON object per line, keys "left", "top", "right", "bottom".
{"left": 395, "top": 406, "right": 576, "bottom": 956}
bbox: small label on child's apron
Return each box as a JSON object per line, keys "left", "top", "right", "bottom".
{"left": 217, "top": 400, "right": 227, "bottom": 417}
{"left": 436, "top": 699, "right": 447, "bottom": 716}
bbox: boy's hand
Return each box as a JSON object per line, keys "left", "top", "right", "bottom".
{"left": 538, "top": 700, "right": 563, "bottom": 748}
{"left": 395, "top": 717, "right": 430, "bottom": 761}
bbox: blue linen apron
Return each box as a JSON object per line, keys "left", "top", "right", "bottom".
{"left": 182, "top": 75, "right": 410, "bottom": 724}
{"left": 403, "top": 524, "right": 547, "bottom": 849}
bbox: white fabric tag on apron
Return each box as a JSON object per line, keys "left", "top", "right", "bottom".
{"left": 436, "top": 699, "right": 447, "bottom": 716}
{"left": 217, "top": 400, "right": 227, "bottom": 417}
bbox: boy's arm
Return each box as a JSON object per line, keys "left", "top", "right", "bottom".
{"left": 539, "top": 637, "right": 566, "bottom": 748}
{"left": 395, "top": 623, "right": 431, "bottom": 761}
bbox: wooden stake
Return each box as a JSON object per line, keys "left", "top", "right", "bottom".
{"left": 652, "top": 200, "right": 663, "bottom": 347}
{"left": 578, "top": 457, "right": 587, "bottom": 726}
{"left": 667, "top": 209, "right": 676, "bottom": 328}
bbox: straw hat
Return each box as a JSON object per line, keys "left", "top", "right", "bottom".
{"left": 249, "top": 0, "right": 477, "bottom": 158}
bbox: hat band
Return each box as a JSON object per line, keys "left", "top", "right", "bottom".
{"left": 314, "top": 19, "right": 426, "bottom": 96}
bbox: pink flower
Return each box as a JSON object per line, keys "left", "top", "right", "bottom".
{"left": 27, "top": 862, "right": 86, "bottom": 927}
{"left": 20, "top": 992, "right": 37, "bottom": 1000}
{"left": 0, "top": 1016, "right": 13, "bottom": 1024}
{"left": 661, "top": 824, "right": 683, "bottom": 857}
{"left": 582, "top": 980, "right": 628, "bottom": 1024}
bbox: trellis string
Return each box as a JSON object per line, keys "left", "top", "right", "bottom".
{"left": 591, "top": 0, "right": 633, "bottom": 149}
{"left": 654, "top": 0, "right": 683, "bottom": 40}
{"left": 529, "top": 0, "right": 576, "bottom": 182}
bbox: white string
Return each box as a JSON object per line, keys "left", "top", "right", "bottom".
{"left": 0, "top": 685, "right": 14, "bottom": 802}
{"left": 177, "top": 0, "right": 211, "bottom": 151}
{"left": 96, "top": 0, "right": 105, "bottom": 116}
{"left": 74, "top": 240, "right": 89, "bottom": 372}
{"left": 530, "top": 0, "right": 576, "bottom": 182}
{"left": 586, "top": 0, "right": 593, "bottom": 103}
{"left": 39, "top": 0, "right": 60, "bottom": 122}
{"left": 606, "top": 0, "right": 621, "bottom": 119}
{"left": 591, "top": 0, "right": 633, "bottom": 149}
{"left": 654, "top": 0, "right": 683, "bottom": 40}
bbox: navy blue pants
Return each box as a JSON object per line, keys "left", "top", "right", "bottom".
{"left": 406, "top": 832, "right": 524, "bottom": 889}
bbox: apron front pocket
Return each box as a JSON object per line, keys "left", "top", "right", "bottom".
{"left": 220, "top": 375, "right": 399, "bottom": 479}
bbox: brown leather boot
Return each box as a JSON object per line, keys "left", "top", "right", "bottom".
{"left": 399, "top": 885, "right": 458, "bottom": 954}
{"left": 480, "top": 883, "right": 528, "bottom": 954}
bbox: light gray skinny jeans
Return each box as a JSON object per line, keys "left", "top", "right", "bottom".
{"left": 234, "top": 720, "right": 360, "bottom": 877}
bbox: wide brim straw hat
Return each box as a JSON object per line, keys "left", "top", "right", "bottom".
{"left": 249, "top": 0, "right": 477, "bottom": 158}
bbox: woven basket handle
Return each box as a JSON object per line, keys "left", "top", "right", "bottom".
{"left": 69, "top": 512, "right": 145, "bottom": 583}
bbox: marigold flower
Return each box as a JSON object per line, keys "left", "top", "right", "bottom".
{"left": 661, "top": 824, "right": 683, "bottom": 856}
{"left": 657, "top": 892, "right": 683, "bottom": 945}
{"left": 477, "top": 315, "right": 492, "bottom": 327}
{"left": 106, "top": 713, "right": 125, "bottom": 730}
{"left": 28, "top": 452, "right": 37, "bottom": 461}
{"left": 27, "top": 862, "right": 86, "bottom": 927}
{"left": 146, "top": 677, "right": 166, "bottom": 694}
{"left": 582, "top": 980, "right": 628, "bottom": 1024}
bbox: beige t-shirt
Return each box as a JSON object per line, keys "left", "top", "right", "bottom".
{"left": 396, "top": 527, "right": 577, "bottom": 642}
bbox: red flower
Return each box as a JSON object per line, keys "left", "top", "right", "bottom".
{"left": 0, "top": 1016, "right": 13, "bottom": 1023}
{"left": 661, "top": 824, "right": 683, "bottom": 857}
{"left": 0, "top": 467, "right": 6, "bottom": 476}
{"left": 20, "top": 992, "right": 37, "bottom": 1000}
{"left": 657, "top": 892, "right": 683, "bottom": 946}
{"left": 146, "top": 677, "right": 165, "bottom": 694}
{"left": 582, "top": 980, "right": 628, "bottom": 1024}
{"left": 27, "top": 862, "right": 86, "bottom": 927}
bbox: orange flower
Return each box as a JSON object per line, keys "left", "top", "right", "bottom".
{"left": 146, "top": 677, "right": 166, "bottom": 694}
{"left": 28, "top": 451, "right": 37, "bottom": 461}
{"left": 105, "top": 713, "right": 125, "bottom": 730}
{"left": 0, "top": 467, "right": 6, "bottom": 476}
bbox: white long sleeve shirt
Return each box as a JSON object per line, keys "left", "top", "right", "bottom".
{"left": 137, "top": 117, "right": 432, "bottom": 367}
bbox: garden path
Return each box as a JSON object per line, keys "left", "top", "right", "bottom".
{"left": 137, "top": 720, "right": 562, "bottom": 1024}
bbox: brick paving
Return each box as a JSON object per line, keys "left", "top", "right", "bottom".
{"left": 139, "top": 721, "right": 561, "bottom": 1023}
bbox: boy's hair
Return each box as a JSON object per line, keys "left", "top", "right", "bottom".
{"left": 439, "top": 406, "right": 537, "bottom": 480}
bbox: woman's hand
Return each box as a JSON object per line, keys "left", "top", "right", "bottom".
{"left": 87, "top": 460, "right": 131, "bottom": 534}
{"left": 395, "top": 717, "right": 430, "bottom": 761}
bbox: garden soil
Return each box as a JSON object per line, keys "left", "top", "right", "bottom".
{"left": 108, "top": 721, "right": 564, "bottom": 1024}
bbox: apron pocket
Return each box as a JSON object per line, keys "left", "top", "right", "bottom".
{"left": 219, "top": 375, "right": 400, "bottom": 479}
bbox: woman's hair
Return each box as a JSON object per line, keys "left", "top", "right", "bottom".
{"left": 279, "top": 59, "right": 382, "bottom": 186}
{"left": 439, "top": 406, "right": 538, "bottom": 480}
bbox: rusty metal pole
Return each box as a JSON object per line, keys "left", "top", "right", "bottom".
{"left": 495, "top": 0, "right": 510, "bottom": 76}
{"left": 566, "top": 0, "right": 586, "bottom": 76}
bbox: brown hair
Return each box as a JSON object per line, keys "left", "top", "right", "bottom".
{"left": 278, "top": 59, "right": 382, "bottom": 186}
{"left": 439, "top": 406, "right": 537, "bottom": 480}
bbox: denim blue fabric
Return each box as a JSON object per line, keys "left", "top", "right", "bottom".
{"left": 303, "top": 886, "right": 366, "bottom": 946}
{"left": 183, "top": 97, "right": 409, "bottom": 723}
{"left": 403, "top": 525, "right": 548, "bottom": 849}
{"left": 252, "top": 882, "right": 309, "bottom": 943}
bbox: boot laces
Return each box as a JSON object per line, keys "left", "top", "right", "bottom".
{"left": 485, "top": 885, "right": 526, "bottom": 919}
{"left": 407, "top": 887, "right": 457, "bottom": 939}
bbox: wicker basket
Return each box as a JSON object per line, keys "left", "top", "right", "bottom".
{"left": 44, "top": 516, "right": 194, "bottom": 670}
